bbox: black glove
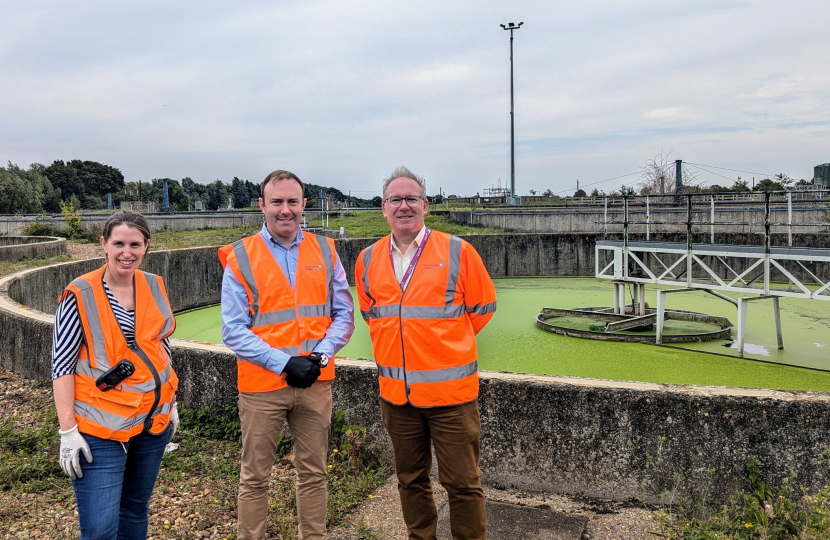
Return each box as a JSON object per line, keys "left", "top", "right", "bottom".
{"left": 307, "top": 352, "right": 323, "bottom": 367}
{"left": 283, "top": 355, "right": 321, "bottom": 389}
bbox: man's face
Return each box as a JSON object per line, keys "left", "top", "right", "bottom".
{"left": 382, "top": 177, "right": 428, "bottom": 239}
{"left": 259, "top": 179, "right": 306, "bottom": 244}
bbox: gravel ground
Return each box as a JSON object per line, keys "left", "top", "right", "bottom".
{"left": 64, "top": 242, "right": 104, "bottom": 262}
{"left": 0, "top": 366, "right": 246, "bottom": 540}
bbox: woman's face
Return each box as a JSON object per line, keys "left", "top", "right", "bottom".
{"left": 100, "top": 224, "right": 150, "bottom": 280}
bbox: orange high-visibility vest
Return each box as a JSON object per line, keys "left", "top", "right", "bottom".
{"left": 221, "top": 232, "right": 337, "bottom": 392}
{"left": 62, "top": 266, "right": 178, "bottom": 442}
{"left": 355, "top": 231, "right": 497, "bottom": 407}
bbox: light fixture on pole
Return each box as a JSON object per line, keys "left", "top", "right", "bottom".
{"left": 500, "top": 21, "right": 523, "bottom": 206}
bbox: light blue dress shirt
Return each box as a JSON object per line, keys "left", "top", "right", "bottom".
{"left": 221, "top": 224, "right": 355, "bottom": 375}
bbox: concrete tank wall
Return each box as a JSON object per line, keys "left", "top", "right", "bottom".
{"left": 2, "top": 240, "right": 830, "bottom": 506}
{"left": 335, "top": 233, "right": 830, "bottom": 284}
{"left": 445, "top": 207, "right": 830, "bottom": 235}
{"left": 0, "top": 236, "right": 66, "bottom": 262}
{"left": 0, "top": 212, "right": 264, "bottom": 235}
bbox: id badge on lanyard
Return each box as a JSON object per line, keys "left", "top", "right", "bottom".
{"left": 391, "top": 229, "right": 431, "bottom": 290}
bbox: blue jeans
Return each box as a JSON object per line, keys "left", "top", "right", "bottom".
{"left": 71, "top": 426, "right": 170, "bottom": 540}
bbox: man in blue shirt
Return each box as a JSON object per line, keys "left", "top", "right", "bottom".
{"left": 221, "top": 170, "right": 354, "bottom": 540}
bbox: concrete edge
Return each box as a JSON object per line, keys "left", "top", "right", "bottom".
{"left": 3, "top": 262, "right": 827, "bottom": 402}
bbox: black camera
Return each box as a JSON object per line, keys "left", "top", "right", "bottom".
{"left": 95, "top": 360, "right": 135, "bottom": 391}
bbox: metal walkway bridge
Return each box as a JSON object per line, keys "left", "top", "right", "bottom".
{"left": 593, "top": 192, "right": 830, "bottom": 358}
{"left": 595, "top": 240, "right": 830, "bottom": 356}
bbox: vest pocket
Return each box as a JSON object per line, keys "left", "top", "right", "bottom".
{"left": 87, "top": 386, "right": 145, "bottom": 416}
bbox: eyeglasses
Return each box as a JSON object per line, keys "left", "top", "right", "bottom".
{"left": 384, "top": 196, "right": 424, "bottom": 207}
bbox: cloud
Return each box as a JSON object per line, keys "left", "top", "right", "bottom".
{"left": 1, "top": 0, "right": 829, "bottom": 194}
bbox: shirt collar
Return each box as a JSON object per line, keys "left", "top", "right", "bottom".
{"left": 260, "top": 223, "right": 303, "bottom": 249}
{"left": 391, "top": 226, "right": 426, "bottom": 256}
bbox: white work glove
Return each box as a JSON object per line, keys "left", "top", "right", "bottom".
{"left": 59, "top": 425, "right": 92, "bottom": 480}
{"left": 169, "top": 402, "right": 179, "bottom": 442}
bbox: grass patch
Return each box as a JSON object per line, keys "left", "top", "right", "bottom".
{"left": 157, "top": 431, "right": 241, "bottom": 485}
{"left": 0, "top": 408, "right": 63, "bottom": 492}
{"left": 653, "top": 464, "right": 830, "bottom": 539}
{"left": 326, "top": 210, "right": 502, "bottom": 238}
{"left": 0, "top": 254, "right": 74, "bottom": 279}
{"left": 632, "top": 437, "right": 830, "bottom": 539}
{"left": 149, "top": 225, "right": 261, "bottom": 250}
{"left": 178, "top": 403, "right": 243, "bottom": 442}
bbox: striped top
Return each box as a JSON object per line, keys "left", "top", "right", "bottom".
{"left": 52, "top": 280, "right": 172, "bottom": 379}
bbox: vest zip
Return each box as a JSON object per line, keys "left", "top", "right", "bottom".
{"left": 129, "top": 342, "right": 162, "bottom": 433}
{"left": 396, "top": 232, "right": 431, "bottom": 404}
{"left": 397, "top": 297, "right": 408, "bottom": 399}
{"left": 106, "top": 272, "right": 163, "bottom": 434}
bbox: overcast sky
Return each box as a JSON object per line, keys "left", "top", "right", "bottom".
{"left": 2, "top": 0, "right": 829, "bottom": 197}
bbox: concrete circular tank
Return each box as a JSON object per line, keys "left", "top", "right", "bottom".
{"left": 0, "top": 236, "right": 66, "bottom": 262}
{"left": 2, "top": 234, "right": 830, "bottom": 508}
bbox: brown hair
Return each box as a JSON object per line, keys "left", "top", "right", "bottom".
{"left": 102, "top": 211, "right": 151, "bottom": 243}
{"left": 261, "top": 170, "right": 304, "bottom": 197}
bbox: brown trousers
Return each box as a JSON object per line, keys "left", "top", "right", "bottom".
{"left": 237, "top": 381, "right": 332, "bottom": 540}
{"left": 381, "top": 399, "right": 485, "bottom": 540}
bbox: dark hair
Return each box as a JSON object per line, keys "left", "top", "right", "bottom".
{"left": 261, "top": 170, "right": 304, "bottom": 197}
{"left": 102, "top": 211, "right": 151, "bottom": 243}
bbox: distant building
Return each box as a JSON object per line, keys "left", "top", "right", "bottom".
{"left": 814, "top": 163, "right": 830, "bottom": 189}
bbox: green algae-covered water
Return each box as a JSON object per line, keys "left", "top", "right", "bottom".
{"left": 173, "top": 277, "right": 830, "bottom": 392}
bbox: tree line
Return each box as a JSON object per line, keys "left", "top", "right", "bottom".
{"left": 0, "top": 160, "right": 381, "bottom": 214}
{"left": 534, "top": 150, "right": 809, "bottom": 199}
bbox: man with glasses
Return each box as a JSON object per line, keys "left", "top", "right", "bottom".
{"left": 355, "top": 166, "right": 497, "bottom": 540}
{"left": 219, "top": 170, "right": 354, "bottom": 540}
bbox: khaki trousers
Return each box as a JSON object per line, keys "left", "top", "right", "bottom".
{"left": 237, "top": 381, "right": 332, "bottom": 540}
{"left": 381, "top": 399, "right": 485, "bottom": 540}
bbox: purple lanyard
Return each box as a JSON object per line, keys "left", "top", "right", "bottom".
{"left": 390, "top": 229, "right": 431, "bottom": 290}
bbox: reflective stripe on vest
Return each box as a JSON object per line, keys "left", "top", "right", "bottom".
{"left": 146, "top": 275, "right": 175, "bottom": 338}
{"left": 466, "top": 301, "right": 497, "bottom": 315}
{"left": 74, "top": 400, "right": 173, "bottom": 434}
{"left": 70, "top": 277, "right": 111, "bottom": 370}
{"left": 377, "top": 360, "right": 478, "bottom": 384}
{"left": 235, "top": 337, "right": 322, "bottom": 360}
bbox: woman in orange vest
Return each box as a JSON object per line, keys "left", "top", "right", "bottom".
{"left": 51, "top": 211, "right": 178, "bottom": 540}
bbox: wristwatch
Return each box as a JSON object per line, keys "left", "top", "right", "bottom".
{"left": 318, "top": 353, "right": 330, "bottom": 367}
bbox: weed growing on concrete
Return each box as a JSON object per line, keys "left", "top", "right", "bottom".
{"left": 20, "top": 214, "right": 61, "bottom": 237}
{"left": 653, "top": 455, "right": 830, "bottom": 539}
{"left": 629, "top": 436, "right": 683, "bottom": 512}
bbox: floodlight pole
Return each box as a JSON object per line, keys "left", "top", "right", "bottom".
{"left": 501, "top": 21, "right": 523, "bottom": 206}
